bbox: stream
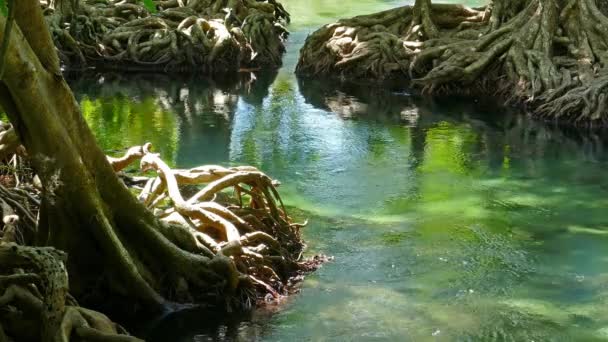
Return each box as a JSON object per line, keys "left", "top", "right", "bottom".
{"left": 67, "top": 0, "right": 608, "bottom": 340}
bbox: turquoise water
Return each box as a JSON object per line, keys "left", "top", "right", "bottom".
{"left": 68, "top": 1, "right": 608, "bottom": 340}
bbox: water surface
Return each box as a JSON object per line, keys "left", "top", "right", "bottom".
{"left": 68, "top": 0, "right": 608, "bottom": 340}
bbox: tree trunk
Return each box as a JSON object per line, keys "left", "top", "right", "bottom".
{"left": 49, "top": 0, "right": 79, "bottom": 18}
{"left": 0, "top": 0, "right": 307, "bottom": 323}
{"left": 2, "top": 1, "right": 181, "bottom": 310}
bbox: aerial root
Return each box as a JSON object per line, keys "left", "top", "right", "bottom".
{"left": 0, "top": 180, "right": 39, "bottom": 245}
{"left": 0, "top": 133, "right": 321, "bottom": 322}
{"left": 0, "top": 131, "right": 321, "bottom": 322}
{"left": 536, "top": 71, "right": 608, "bottom": 124}
{"left": 107, "top": 142, "right": 150, "bottom": 172}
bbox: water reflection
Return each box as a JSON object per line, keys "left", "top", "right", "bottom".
{"left": 139, "top": 307, "right": 274, "bottom": 342}
{"left": 67, "top": 71, "right": 277, "bottom": 166}
{"left": 66, "top": 0, "right": 608, "bottom": 336}
{"left": 67, "top": 68, "right": 608, "bottom": 340}
{"left": 291, "top": 79, "right": 608, "bottom": 341}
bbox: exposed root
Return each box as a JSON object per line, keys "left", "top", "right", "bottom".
{"left": 297, "top": 2, "right": 487, "bottom": 80}
{"left": 296, "top": 0, "right": 608, "bottom": 125}
{"left": 0, "top": 139, "right": 323, "bottom": 339}
{"left": 132, "top": 144, "right": 312, "bottom": 303}
{"left": 107, "top": 142, "right": 149, "bottom": 172}
{"left": 536, "top": 71, "right": 608, "bottom": 123}
{"left": 0, "top": 243, "right": 142, "bottom": 341}
{"left": 0, "top": 132, "right": 321, "bottom": 310}
{"left": 0, "top": 122, "right": 21, "bottom": 161}
{"left": 0, "top": 125, "right": 41, "bottom": 246}
{"left": 0, "top": 182, "right": 39, "bottom": 246}
{"left": 42, "top": 0, "right": 290, "bottom": 72}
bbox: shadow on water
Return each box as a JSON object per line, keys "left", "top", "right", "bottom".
{"left": 137, "top": 306, "right": 275, "bottom": 342}
{"left": 66, "top": 69, "right": 608, "bottom": 340}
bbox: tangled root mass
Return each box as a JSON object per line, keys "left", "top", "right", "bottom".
{"left": 44, "top": 0, "right": 290, "bottom": 72}
{"left": 0, "top": 141, "right": 325, "bottom": 341}
{"left": 297, "top": 0, "right": 608, "bottom": 126}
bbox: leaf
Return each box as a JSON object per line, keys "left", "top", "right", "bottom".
{"left": 0, "top": 0, "right": 6, "bottom": 17}
{"left": 142, "top": 0, "right": 157, "bottom": 13}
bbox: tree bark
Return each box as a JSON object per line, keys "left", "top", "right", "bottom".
{"left": 1, "top": 1, "right": 170, "bottom": 309}
{"left": 0, "top": 0, "right": 307, "bottom": 322}
{"left": 49, "top": 0, "right": 79, "bottom": 19}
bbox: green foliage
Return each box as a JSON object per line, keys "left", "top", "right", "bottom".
{"left": 0, "top": 0, "right": 6, "bottom": 17}
{"left": 142, "top": 0, "right": 157, "bottom": 13}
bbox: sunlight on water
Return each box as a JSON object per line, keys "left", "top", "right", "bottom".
{"left": 68, "top": 0, "right": 608, "bottom": 340}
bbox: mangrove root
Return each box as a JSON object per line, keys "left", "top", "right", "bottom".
{"left": 0, "top": 243, "right": 142, "bottom": 341}
{"left": 296, "top": 0, "right": 608, "bottom": 125}
{"left": 43, "top": 0, "right": 290, "bottom": 72}
{"left": 132, "top": 144, "right": 312, "bottom": 302}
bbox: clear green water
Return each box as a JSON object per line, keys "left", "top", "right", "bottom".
{"left": 67, "top": 1, "right": 608, "bottom": 341}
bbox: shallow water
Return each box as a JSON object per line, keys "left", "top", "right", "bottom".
{"left": 68, "top": 1, "right": 608, "bottom": 340}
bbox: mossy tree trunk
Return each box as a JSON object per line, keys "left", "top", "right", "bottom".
{"left": 0, "top": 0, "right": 304, "bottom": 320}
{"left": 2, "top": 1, "right": 193, "bottom": 311}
